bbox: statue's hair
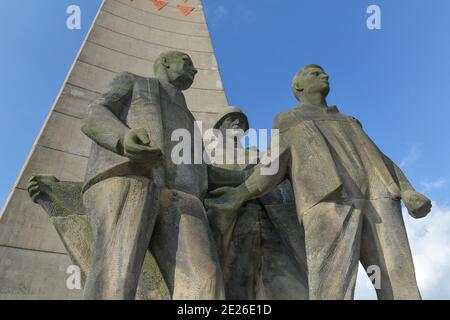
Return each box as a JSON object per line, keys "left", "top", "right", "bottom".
{"left": 153, "top": 51, "right": 189, "bottom": 73}
{"left": 291, "top": 64, "right": 324, "bottom": 100}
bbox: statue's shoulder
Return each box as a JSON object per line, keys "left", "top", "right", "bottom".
{"left": 346, "top": 115, "right": 363, "bottom": 128}
{"left": 112, "top": 72, "right": 160, "bottom": 86}
{"left": 140, "top": 75, "right": 161, "bottom": 89}
{"left": 325, "top": 108, "right": 363, "bottom": 128}
{"left": 105, "top": 72, "right": 137, "bottom": 91}
{"left": 273, "top": 108, "right": 299, "bottom": 130}
{"left": 116, "top": 73, "right": 161, "bottom": 95}
{"left": 113, "top": 71, "right": 136, "bottom": 82}
{"left": 123, "top": 71, "right": 159, "bottom": 83}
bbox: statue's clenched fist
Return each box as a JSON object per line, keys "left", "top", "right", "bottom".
{"left": 123, "top": 128, "right": 163, "bottom": 163}
{"left": 402, "top": 190, "right": 432, "bottom": 219}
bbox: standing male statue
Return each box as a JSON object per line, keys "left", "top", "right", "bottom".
{"left": 80, "top": 51, "right": 225, "bottom": 300}
{"left": 206, "top": 64, "right": 432, "bottom": 300}
{"left": 206, "top": 108, "right": 308, "bottom": 300}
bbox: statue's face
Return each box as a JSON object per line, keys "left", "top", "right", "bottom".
{"left": 166, "top": 53, "right": 198, "bottom": 90}
{"left": 297, "top": 67, "right": 330, "bottom": 97}
{"left": 220, "top": 115, "right": 245, "bottom": 131}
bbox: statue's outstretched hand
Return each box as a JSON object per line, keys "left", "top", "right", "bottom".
{"left": 123, "top": 128, "right": 163, "bottom": 163}
{"left": 205, "top": 187, "right": 245, "bottom": 213}
{"left": 402, "top": 190, "right": 432, "bottom": 219}
{"left": 27, "top": 175, "right": 59, "bottom": 203}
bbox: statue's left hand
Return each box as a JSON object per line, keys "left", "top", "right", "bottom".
{"left": 402, "top": 190, "right": 432, "bottom": 219}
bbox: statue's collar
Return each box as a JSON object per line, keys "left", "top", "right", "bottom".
{"left": 159, "top": 80, "right": 186, "bottom": 107}
{"left": 298, "top": 104, "right": 340, "bottom": 113}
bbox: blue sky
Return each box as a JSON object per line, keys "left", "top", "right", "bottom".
{"left": 204, "top": 0, "right": 450, "bottom": 205}
{"left": 0, "top": 0, "right": 449, "bottom": 299}
{"left": 0, "top": 0, "right": 100, "bottom": 205}
{"left": 205, "top": 0, "right": 450, "bottom": 299}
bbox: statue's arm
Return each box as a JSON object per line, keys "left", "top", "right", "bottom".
{"left": 205, "top": 147, "right": 291, "bottom": 213}
{"left": 205, "top": 112, "right": 291, "bottom": 212}
{"left": 382, "top": 154, "right": 432, "bottom": 218}
{"left": 27, "top": 175, "right": 86, "bottom": 217}
{"left": 207, "top": 166, "right": 247, "bottom": 191}
{"left": 393, "top": 162, "right": 416, "bottom": 192}
{"left": 382, "top": 154, "right": 415, "bottom": 192}
{"left": 355, "top": 117, "right": 416, "bottom": 194}
{"left": 80, "top": 72, "right": 134, "bottom": 155}
{"left": 207, "top": 148, "right": 260, "bottom": 190}
{"left": 237, "top": 112, "right": 291, "bottom": 201}
{"left": 238, "top": 147, "right": 290, "bottom": 201}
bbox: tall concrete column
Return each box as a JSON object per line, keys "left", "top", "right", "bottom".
{"left": 0, "top": 0, "right": 228, "bottom": 299}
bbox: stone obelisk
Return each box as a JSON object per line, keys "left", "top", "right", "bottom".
{"left": 0, "top": 0, "right": 228, "bottom": 299}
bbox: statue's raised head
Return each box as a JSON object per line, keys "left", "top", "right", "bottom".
{"left": 154, "top": 51, "right": 198, "bottom": 91}
{"left": 292, "top": 64, "right": 330, "bottom": 102}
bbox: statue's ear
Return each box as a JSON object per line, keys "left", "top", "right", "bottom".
{"left": 293, "top": 81, "right": 303, "bottom": 94}
{"left": 161, "top": 57, "right": 170, "bottom": 69}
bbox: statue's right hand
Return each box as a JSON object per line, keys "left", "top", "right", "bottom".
{"left": 27, "top": 175, "right": 59, "bottom": 203}
{"left": 123, "top": 128, "right": 163, "bottom": 163}
{"left": 402, "top": 190, "right": 432, "bottom": 219}
{"left": 204, "top": 187, "right": 244, "bottom": 213}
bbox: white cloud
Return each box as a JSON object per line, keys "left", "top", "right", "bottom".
{"left": 404, "top": 202, "right": 450, "bottom": 299}
{"left": 355, "top": 202, "right": 450, "bottom": 300}
{"left": 236, "top": 4, "right": 256, "bottom": 23}
{"left": 207, "top": 3, "right": 256, "bottom": 27}
{"left": 421, "top": 178, "right": 447, "bottom": 192}
{"left": 400, "top": 144, "right": 421, "bottom": 168}
{"left": 211, "top": 5, "right": 228, "bottom": 25}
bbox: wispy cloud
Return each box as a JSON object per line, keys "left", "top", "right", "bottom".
{"left": 236, "top": 3, "right": 256, "bottom": 23}
{"left": 210, "top": 5, "right": 228, "bottom": 25}
{"left": 421, "top": 178, "right": 447, "bottom": 192}
{"left": 355, "top": 202, "right": 450, "bottom": 300}
{"left": 400, "top": 144, "right": 421, "bottom": 168}
{"left": 206, "top": 3, "right": 256, "bottom": 27}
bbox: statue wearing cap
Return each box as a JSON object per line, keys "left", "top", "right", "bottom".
{"left": 206, "top": 108, "right": 309, "bottom": 300}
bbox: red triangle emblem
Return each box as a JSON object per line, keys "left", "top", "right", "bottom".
{"left": 151, "top": 0, "right": 168, "bottom": 11}
{"left": 177, "top": 4, "right": 195, "bottom": 16}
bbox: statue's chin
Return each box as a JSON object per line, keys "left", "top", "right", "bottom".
{"left": 172, "top": 74, "right": 194, "bottom": 90}
{"left": 180, "top": 83, "right": 192, "bottom": 91}
{"left": 317, "top": 85, "right": 330, "bottom": 96}
{"left": 180, "top": 81, "right": 194, "bottom": 91}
